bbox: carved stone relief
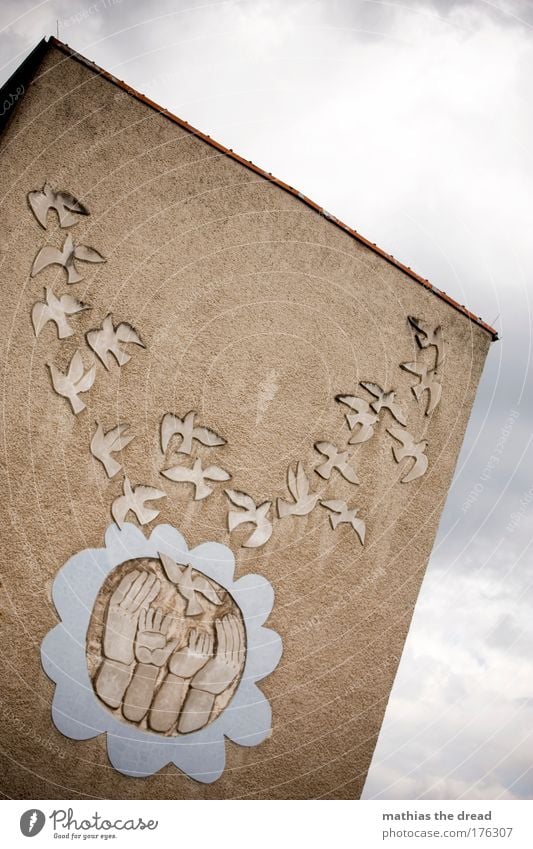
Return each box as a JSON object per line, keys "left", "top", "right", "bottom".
{"left": 335, "top": 395, "right": 379, "bottom": 444}
{"left": 90, "top": 423, "right": 135, "bottom": 478}
{"left": 47, "top": 350, "right": 96, "bottom": 414}
{"left": 277, "top": 462, "right": 318, "bottom": 518}
{"left": 225, "top": 489, "right": 273, "bottom": 548}
{"left": 161, "top": 458, "right": 231, "bottom": 500}
{"left": 111, "top": 478, "right": 166, "bottom": 527}
{"left": 359, "top": 381, "right": 407, "bottom": 425}
{"left": 32, "top": 287, "right": 90, "bottom": 339}
{"left": 320, "top": 500, "right": 366, "bottom": 545}
{"left": 28, "top": 183, "right": 89, "bottom": 228}
{"left": 387, "top": 426, "right": 428, "bottom": 483}
{"left": 86, "top": 315, "right": 145, "bottom": 369}
{"left": 400, "top": 361, "right": 442, "bottom": 415}
{"left": 31, "top": 233, "right": 105, "bottom": 284}
{"left": 88, "top": 554, "right": 246, "bottom": 737}
{"left": 161, "top": 411, "right": 226, "bottom": 455}
{"left": 314, "top": 441, "right": 359, "bottom": 483}
{"left": 408, "top": 315, "right": 445, "bottom": 366}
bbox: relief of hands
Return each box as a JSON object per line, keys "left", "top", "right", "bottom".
{"left": 169, "top": 629, "right": 213, "bottom": 678}
{"left": 190, "top": 614, "right": 243, "bottom": 695}
{"left": 135, "top": 606, "right": 178, "bottom": 667}
{"left": 103, "top": 570, "right": 160, "bottom": 665}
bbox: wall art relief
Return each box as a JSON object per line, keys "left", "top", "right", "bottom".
{"left": 28, "top": 183, "right": 445, "bottom": 781}
{"left": 41, "top": 523, "right": 282, "bottom": 782}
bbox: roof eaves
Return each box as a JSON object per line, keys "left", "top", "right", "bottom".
{"left": 43, "top": 37, "right": 498, "bottom": 341}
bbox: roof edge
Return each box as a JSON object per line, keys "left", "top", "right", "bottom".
{"left": 41, "top": 37, "right": 497, "bottom": 340}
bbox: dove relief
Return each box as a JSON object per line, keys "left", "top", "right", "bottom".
{"left": 111, "top": 477, "right": 166, "bottom": 527}
{"left": 86, "top": 314, "right": 145, "bottom": 369}
{"left": 400, "top": 361, "right": 442, "bottom": 415}
{"left": 314, "top": 442, "right": 359, "bottom": 484}
{"left": 408, "top": 316, "right": 445, "bottom": 367}
{"left": 321, "top": 500, "right": 366, "bottom": 545}
{"left": 161, "top": 458, "right": 231, "bottom": 500}
{"left": 277, "top": 462, "right": 319, "bottom": 518}
{"left": 90, "top": 423, "right": 135, "bottom": 478}
{"left": 225, "top": 489, "right": 273, "bottom": 548}
{"left": 31, "top": 233, "right": 105, "bottom": 284}
{"left": 87, "top": 554, "right": 246, "bottom": 735}
{"left": 335, "top": 395, "right": 379, "bottom": 444}
{"left": 47, "top": 350, "right": 96, "bottom": 415}
{"left": 387, "top": 426, "right": 429, "bottom": 483}
{"left": 27, "top": 183, "right": 89, "bottom": 229}
{"left": 32, "top": 287, "right": 90, "bottom": 339}
{"left": 160, "top": 411, "right": 226, "bottom": 456}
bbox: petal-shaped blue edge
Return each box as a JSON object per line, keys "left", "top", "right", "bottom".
{"left": 41, "top": 523, "right": 283, "bottom": 782}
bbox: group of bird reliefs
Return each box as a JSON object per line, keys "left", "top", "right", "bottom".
{"left": 89, "top": 553, "right": 246, "bottom": 736}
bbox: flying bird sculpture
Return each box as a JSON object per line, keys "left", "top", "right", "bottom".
{"left": 314, "top": 441, "right": 359, "bottom": 483}
{"left": 359, "top": 381, "right": 407, "bottom": 426}
{"left": 31, "top": 287, "right": 90, "bottom": 338}
{"left": 111, "top": 477, "right": 166, "bottom": 527}
{"left": 225, "top": 489, "right": 273, "bottom": 548}
{"left": 31, "top": 233, "right": 105, "bottom": 283}
{"left": 321, "top": 500, "right": 366, "bottom": 545}
{"left": 160, "top": 552, "right": 223, "bottom": 616}
{"left": 27, "top": 183, "right": 89, "bottom": 229}
{"left": 86, "top": 314, "right": 145, "bottom": 369}
{"left": 335, "top": 394, "right": 379, "bottom": 444}
{"left": 161, "top": 457, "right": 231, "bottom": 500}
{"left": 400, "top": 361, "right": 442, "bottom": 415}
{"left": 90, "top": 422, "right": 135, "bottom": 478}
{"left": 47, "top": 350, "right": 96, "bottom": 414}
{"left": 160, "top": 410, "right": 226, "bottom": 455}
{"left": 277, "top": 462, "right": 319, "bottom": 518}
{"left": 387, "top": 426, "right": 429, "bottom": 483}
{"left": 408, "top": 316, "right": 445, "bottom": 366}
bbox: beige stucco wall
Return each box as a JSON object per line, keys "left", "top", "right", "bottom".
{"left": 0, "top": 44, "right": 492, "bottom": 799}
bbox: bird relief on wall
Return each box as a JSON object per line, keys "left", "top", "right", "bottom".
{"left": 29, "top": 181, "right": 444, "bottom": 781}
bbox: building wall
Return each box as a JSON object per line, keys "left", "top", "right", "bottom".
{"left": 0, "top": 44, "right": 492, "bottom": 799}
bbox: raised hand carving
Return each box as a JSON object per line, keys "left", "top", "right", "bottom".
{"left": 408, "top": 316, "right": 445, "bottom": 366}
{"left": 47, "top": 350, "right": 96, "bottom": 414}
{"left": 122, "top": 606, "right": 178, "bottom": 723}
{"left": 359, "top": 381, "right": 407, "bottom": 426}
{"left": 103, "top": 571, "right": 161, "bottom": 665}
{"left": 95, "top": 570, "right": 160, "bottom": 708}
{"left": 178, "top": 615, "right": 243, "bottom": 733}
{"left": 225, "top": 489, "right": 273, "bottom": 548}
{"left": 86, "top": 314, "right": 145, "bottom": 369}
{"left": 32, "top": 287, "right": 90, "bottom": 338}
{"left": 134, "top": 607, "right": 178, "bottom": 666}
{"left": 160, "top": 411, "right": 226, "bottom": 455}
{"left": 27, "top": 183, "right": 89, "bottom": 228}
{"left": 149, "top": 630, "right": 213, "bottom": 733}
{"left": 111, "top": 477, "right": 166, "bottom": 528}
{"left": 31, "top": 233, "right": 105, "bottom": 284}
{"left": 160, "top": 553, "right": 223, "bottom": 616}
{"left": 335, "top": 394, "right": 379, "bottom": 444}
{"left": 314, "top": 441, "right": 359, "bottom": 484}
{"left": 321, "top": 499, "right": 366, "bottom": 544}
{"left": 90, "top": 422, "right": 135, "bottom": 478}
{"left": 169, "top": 630, "right": 213, "bottom": 677}
{"left": 387, "top": 426, "right": 428, "bottom": 483}
{"left": 161, "top": 458, "right": 231, "bottom": 500}
{"left": 400, "top": 362, "right": 442, "bottom": 415}
{"left": 277, "top": 462, "right": 319, "bottom": 518}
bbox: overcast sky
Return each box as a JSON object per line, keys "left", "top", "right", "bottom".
{"left": 1, "top": 0, "right": 532, "bottom": 800}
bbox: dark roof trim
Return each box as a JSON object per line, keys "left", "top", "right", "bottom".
{"left": 0, "top": 38, "right": 48, "bottom": 136}
{"left": 23, "top": 37, "right": 500, "bottom": 339}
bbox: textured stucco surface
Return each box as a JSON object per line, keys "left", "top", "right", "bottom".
{"left": 0, "top": 45, "right": 492, "bottom": 799}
